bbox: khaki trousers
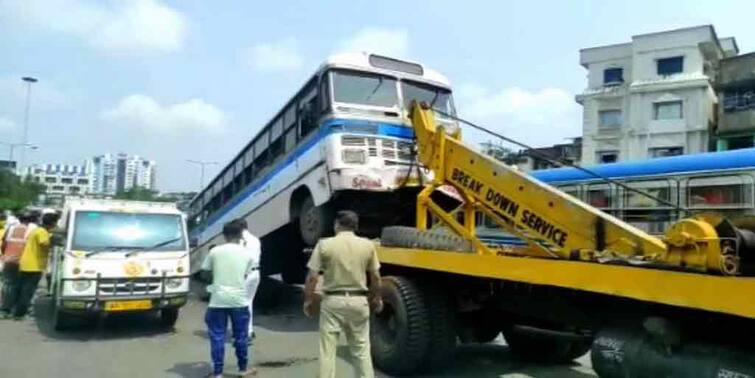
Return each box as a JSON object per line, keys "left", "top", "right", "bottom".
{"left": 318, "top": 294, "right": 374, "bottom": 378}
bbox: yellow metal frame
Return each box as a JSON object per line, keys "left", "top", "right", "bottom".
{"left": 407, "top": 103, "right": 737, "bottom": 275}
{"left": 377, "top": 246, "right": 755, "bottom": 319}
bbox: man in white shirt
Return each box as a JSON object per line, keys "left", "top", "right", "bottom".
{"left": 236, "top": 218, "right": 261, "bottom": 340}
{"left": 201, "top": 221, "right": 257, "bottom": 377}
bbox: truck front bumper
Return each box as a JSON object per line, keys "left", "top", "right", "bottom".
{"left": 57, "top": 273, "right": 190, "bottom": 314}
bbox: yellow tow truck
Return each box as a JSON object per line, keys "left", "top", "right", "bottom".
{"left": 369, "top": 103, "right": 755, "bottom": 377}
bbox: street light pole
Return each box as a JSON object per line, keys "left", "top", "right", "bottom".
{"left": 21, "top": 76, "right": 38, "bottom": 171}
{"left": 186, "top": 160, "right": 219, "bottom": 191}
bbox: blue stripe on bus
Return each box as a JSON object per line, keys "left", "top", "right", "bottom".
{"left": 531, "top": 148, "right": 755, "bottom": 184}
{"left": 191, "top": 118, "right": 412, "bottom": 237}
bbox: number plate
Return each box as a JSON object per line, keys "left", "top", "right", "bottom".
{"left": 104, "top": 300, "right": 152, "bottom": 312}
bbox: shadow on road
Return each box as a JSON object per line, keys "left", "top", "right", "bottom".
{"left": 165, "top": 361, "right": 212, "bottom": 378}
{"left": 31, "top": 291, "right": 177, "bottom": 341}
{"left": 335, "top": 343, "right": 594, "bottom": 378}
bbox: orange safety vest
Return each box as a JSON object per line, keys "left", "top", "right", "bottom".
{"left": 2, "top": 224, "right": 30, "bottom": 264}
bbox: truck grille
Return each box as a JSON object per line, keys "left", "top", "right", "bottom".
{"left": 98, "top": 278, "right": 162, "bottom": 295}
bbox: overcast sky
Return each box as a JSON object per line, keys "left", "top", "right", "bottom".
{"left": 1, "top": 0, "right": 753, "bottom": 192}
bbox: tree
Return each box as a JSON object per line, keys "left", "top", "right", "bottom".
{"left": 0, "top": 169, "right": 45, "bottom": 211}
{"left": 114, "top": 187, "right": 172, "bottom": 202}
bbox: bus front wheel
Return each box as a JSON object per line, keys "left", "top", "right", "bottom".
{"left": 298, "top": 197, "right": 333, "bottom": 246}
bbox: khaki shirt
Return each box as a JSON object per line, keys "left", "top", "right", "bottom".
{"left": 307, "top": 231, "right": 380, "bottom": 292}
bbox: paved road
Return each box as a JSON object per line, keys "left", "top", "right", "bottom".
{"left": 0, "top": 279, "right": 596, "bottom": 377}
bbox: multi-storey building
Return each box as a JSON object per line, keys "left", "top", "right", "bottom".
{"left": 91, "top": 153, "right": 157, "bottom": 195}
{"left": 715, "top": 52, "right": 755, "bottom": 150}
{"left": 26, "top": 162, "right": 93, "bottom": 198}
{"left": 576, "top": 25, "right": 738, "bottom": 165}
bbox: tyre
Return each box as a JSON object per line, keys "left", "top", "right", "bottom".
{"left": 160, "top": 308, "right": 180, "bottom": 327}
{"left": 298, "top": 196, "right": 333, "bottom": 246}
{"left": 502, "top": 326, "right": 592, "bottom": 364}
{"left": 381, "top": 226, "right": 474, "bottom": 252}
{"left": 370, "top": 276, "right": 430, "bottom": 376}
{"left": 420, "top": 284, "right": 457, "bottom": 370}
{"left": 53, "top": 308, "right": 77, "bottom": 331}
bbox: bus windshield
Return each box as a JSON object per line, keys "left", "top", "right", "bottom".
{"left": 332, "top": 70, "right": 399, "bottom": 108}
{"left": 72, "top": 211, "right": 186, "bottom": 251}
{"left": 401, "top": 80, "right": 456, "bottom": 116}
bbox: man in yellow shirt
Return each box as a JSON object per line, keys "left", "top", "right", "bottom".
{"left": 3, "top": 213, "right": 56, "bottom": 319}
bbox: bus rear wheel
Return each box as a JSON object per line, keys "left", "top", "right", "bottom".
{"left": 298, "top": 197, "right": 333, "bottom": 246}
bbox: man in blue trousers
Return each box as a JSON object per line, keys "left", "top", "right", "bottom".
{"left": 201, "top": 221, "right": 257, "bottom": 377}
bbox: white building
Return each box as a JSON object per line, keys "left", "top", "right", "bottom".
{"left": 26, "top": 162, "right": 94, "bottom": 197}
{"left": 576, "top": 25, "right": 739, "bottom": 165}
{"left": 91, "top": 153, "right": 157, "bottom": 195}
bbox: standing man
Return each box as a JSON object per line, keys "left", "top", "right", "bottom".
{"left": 3, "top": 212, "right": 56, "bottom": 319}
{"left": 1, "top": 212, "right": 34, "bottom": 319}
{"left": 236, "top": 218, "right": 261, "bottom": 340}
{"left": 303, "top": 210, "right": 383, "bottom": 378}
{"left": 201, "top": 221, "right": 256, "bottom": 378}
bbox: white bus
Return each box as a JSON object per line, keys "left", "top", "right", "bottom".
{"left": 188, "top": 52, "right": 456, "bottom": 282}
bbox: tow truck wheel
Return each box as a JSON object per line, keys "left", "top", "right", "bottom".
{"left": 502, "top": 326, "right": 592, "bottom": 364}
{"left": 420, "top": 284, "right": 457, "bottom": 371}
{"left": 370, "top": 276, "right": 430, "bottom": 375}
{"left": 160, "top": 308, "right": 180, "bottom": 327}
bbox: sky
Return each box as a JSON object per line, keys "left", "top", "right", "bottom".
{"left": 1, "top": 0, "right": 753, "bottom": 192}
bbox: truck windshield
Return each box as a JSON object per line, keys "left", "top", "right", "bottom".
{"left": 401, "top": 80, "right": 456, "bottom": 116}
{"left": 72, "top": 211, "right": 186, "bottom": 251}
{"left": 332, "top": 70, "right": 399, "bottom": 108}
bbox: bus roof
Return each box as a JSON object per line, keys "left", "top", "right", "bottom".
{"left": 323, "top": 52, "right": 451, "bottom": 88}
{"left": 531, "top": 148, "right": 755, "bottom": 184}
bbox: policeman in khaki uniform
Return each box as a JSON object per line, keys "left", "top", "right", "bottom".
{"left": 304, "top": 210, "right": 383, "bottom": 378}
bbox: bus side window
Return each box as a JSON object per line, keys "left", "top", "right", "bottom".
{"left": 300, "top": 82, "right": 319, "bottom": 139}
{"left": 319, "top": 73, "right": 330, "bottom": 114}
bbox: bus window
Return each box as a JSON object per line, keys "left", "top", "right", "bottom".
{"left": 300, "top": 84, "right": 319, "bottom": 139}
{"left": 253, "top": 130, "right": 271, "bottom": 176}
{"left": 319, "top": 74, "right": 330, "bottom": 114}
{"left": 623, "top": 180, "right": 676, "bottom": 209}
{"left": 586, "top": 184, "right": 614, "bottom": 209}
{"left": 332, "top": 70, "right": 398, "bottom": 108}
{"left": 557, "top": 185, "right": 580, "bottom": 200}
{"left": 285, "top": 128, "right": 297, "bottom": 153}
{"left": 400, "top": 80, "right": 455, "bottom": 117}
{"left": 687, "top": 175, "right": 754, "bottom": 209}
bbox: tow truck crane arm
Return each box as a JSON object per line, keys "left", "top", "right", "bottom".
{"left": 409, "top": 102, "right": 753, "bottom": 275}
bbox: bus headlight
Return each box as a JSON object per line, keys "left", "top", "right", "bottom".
{"left": 342, "top": 149, "right": 366, "bottom": 164}
{"left": 72, "top": 280, "right": 92, "bottom": 292}
{"left": 166, "top": 278, "right": 183, "bottom": 289}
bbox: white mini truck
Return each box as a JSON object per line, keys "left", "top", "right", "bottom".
{"left": 51, "top": 198, "right": 191, "bottom": 330}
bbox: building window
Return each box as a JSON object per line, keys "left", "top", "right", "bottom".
{"left": 596, "top": 151, "right": 618, "bottom": 164}
{"left": 603, "top": 68, "right": 623, "bottom": 86}
{"left": 598, "top": 110, "right": 622, "bottom": 128}
{"left": 649, "top": 147, "right": 683, "bottom": 158}
{"left": 728, "top": 136, "right": 755, "bottom": 150}
{"left": 654, "top": 101, "right": 682, "bottom": 120}
{"left": 657, "top": 56, "right": 683, "bottom": 76}
{"left": 44, "top": 177, "right": 57, "bottom": 183}
{"left": 723, "top": 89, "right": 755, "bottom": 113}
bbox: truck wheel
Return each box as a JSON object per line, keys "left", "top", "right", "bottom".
{"left": 298, "top": 197, "right": 333, "bottom": 246}
{"left": 420, "top": 284, "right": 457, "bottom": 371}
{"left": 502, "top": 326, "right": 592, "bottom": 364}
{"left": 370, "top": 276, "right": 430, "bottom": 375}
{"left": 53, "top": 309, "right": 77, "bottom": 331}
{"left": 381, "top": 226, "right": 474, "bottom": 252}
{"left": 160, "top": 308, "right": 180, "bottom": 327}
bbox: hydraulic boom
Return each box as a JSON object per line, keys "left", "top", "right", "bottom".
{"left": 409, "top": 102, "right": 755, "bottom": 276}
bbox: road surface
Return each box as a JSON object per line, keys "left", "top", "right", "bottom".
{"left": 0, "top": 278, "right": 596, "bottom": 377}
